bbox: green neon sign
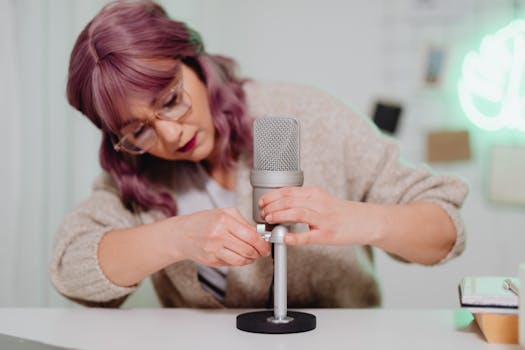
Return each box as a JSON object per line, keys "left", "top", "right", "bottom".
{"left": 458, "top": 20, "right": 525, "bottom": 132}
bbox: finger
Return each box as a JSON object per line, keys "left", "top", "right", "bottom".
{"left": 217, "top": 247, "right": 256, "bottom": 266}
{"left": 264, "top": 207, "right": 322, "bottom": 226}
{"left": 228, "top": 224, "right": 270, "bottom": 257}
{"left": 221, "top": 208, "right": 264, "bottom": 237}
{"left": 207, "top": 258, "right": 230, "bottom": 267}
{"left": 284, "top": 230, "right": 322, "bottom": 245}
{"left": 259, "top": 187, "right": 308, "bottom": 207}
{"left": 221, "top": 207, "right": 250, "bottom": 224}
{"left": 224, "top": 232, "right": 261, "bottom": 259}
{"left": 220, "top": 209, "right": 270, "bottom": 257}
{"left": 261, "top": 197, "right": 322, "bottom": 218}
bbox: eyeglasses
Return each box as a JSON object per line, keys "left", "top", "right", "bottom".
{"left": 113, "top": 78, "right": 192, "bottom": 155}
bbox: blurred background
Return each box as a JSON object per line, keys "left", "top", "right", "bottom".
{"left": 2, "top": 0, "right": 525, "bottom": 309}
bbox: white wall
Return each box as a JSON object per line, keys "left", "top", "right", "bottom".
{"left": 2, "top": 0, "right": 525, "bottom": 309}
{"left": 1, "top": 0, "right": 106, "bottom": 307}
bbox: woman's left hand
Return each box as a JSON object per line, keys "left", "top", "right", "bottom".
{"left": 259, "top": 187, "right": 379, "bottom": 246}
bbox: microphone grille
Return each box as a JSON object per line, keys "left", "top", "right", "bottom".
{"left": 253, "top": 117, "right": 300, "bottom": 171}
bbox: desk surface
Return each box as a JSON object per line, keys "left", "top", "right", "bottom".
{"left": 0, "top": 308, "right": 520, "bottom": 349}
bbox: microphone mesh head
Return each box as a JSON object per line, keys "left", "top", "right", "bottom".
{"left": 253, "top": 117, "right": 300, "bottom": 171}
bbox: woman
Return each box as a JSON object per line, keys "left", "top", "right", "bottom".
{"left": 51, "top": 0, "right": 468, "bottom": 308}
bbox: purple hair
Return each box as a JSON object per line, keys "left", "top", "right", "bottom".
{"left": 67, "top": 0, "right": 252, "bottom": 217}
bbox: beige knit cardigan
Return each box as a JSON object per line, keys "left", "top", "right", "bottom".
{"left": 50, "top": 81, "right": 468, "bottom": 308}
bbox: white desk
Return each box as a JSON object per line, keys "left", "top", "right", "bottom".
{"left": 0, "top": 308, "right": 520, "bottom": 349}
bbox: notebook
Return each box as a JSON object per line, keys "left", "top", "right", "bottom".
{"left": 459, "top": 276, "right": 519, "bottom": 313}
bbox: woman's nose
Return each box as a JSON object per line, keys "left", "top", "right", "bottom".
{"left": 154, "top": 119, "right": 183, "bottom": 145}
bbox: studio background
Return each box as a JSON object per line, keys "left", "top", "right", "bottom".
{"left": 2, "top": 0, "right": 525, "bottom": 308}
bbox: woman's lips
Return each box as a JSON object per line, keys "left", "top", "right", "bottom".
{"left": 177, "top": 134, "right": 197, "bottom": 153}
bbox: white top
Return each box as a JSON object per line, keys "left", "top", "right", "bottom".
{"left": 0, "top": 308, "right": 517, "bottom": 350}
{"left": 174, "top": 162, "right": 234, "bottom": 300}
{"left": 173, "top": 162, "right": 236, "bottom": 216}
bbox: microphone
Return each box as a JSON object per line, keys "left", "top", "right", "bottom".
{"left": 236, "top": 117, "right": 316, "bottom": 334}
{"left": 250, "top": 117, "right": 304, "bottom": 224}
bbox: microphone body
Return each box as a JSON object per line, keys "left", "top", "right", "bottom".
{"left": 250, "top": 117, "right": 304, "bottom": 224}
{"left": 236, "top": 116, "right": 315, "bottom": 334}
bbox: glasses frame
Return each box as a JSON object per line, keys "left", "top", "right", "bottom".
{"left": 113, "top": 76, "right": 192, "bottom": 155}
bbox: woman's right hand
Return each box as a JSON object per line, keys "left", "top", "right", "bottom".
{"left": 166, "top": 208, "right": 270, "bottom": 267}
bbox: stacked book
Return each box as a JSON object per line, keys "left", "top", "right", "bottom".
{"left": 459, "top": 276, "right": 519, "bottom": 344}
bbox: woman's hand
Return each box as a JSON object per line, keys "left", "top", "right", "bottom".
{"left": 167, "top": 208, "right": 270, "bottom": 267}
{"left": 260, "top": 187, "right": 457, "bottom": 265}
{"left": 259, "top": 187, "right": 380, "bottom": 246}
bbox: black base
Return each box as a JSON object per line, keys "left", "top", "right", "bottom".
{"left": 236, "top": 310, "right": 316, "bottom": 334}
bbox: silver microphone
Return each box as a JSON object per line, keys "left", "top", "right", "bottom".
{"left": 251, "top": 117, "right": 304, "bottom": 224}
{"left": 237, "top": 116, "right": 316, "bottom": 333}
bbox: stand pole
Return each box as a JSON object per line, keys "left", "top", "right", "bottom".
{"left": 236, "top": 225, "right": 316, "bottom": 333}
{"left": 269, "top": 225, "right": 292, "bottom": 323}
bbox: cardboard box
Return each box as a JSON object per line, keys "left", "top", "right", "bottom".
{"left": 474, "top": 313, "right": 518, "bottom": 344}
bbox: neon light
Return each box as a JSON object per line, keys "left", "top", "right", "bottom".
{"left": 458, "top": 20, "right": 525, "bottom": 132}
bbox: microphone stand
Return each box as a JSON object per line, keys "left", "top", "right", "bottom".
{"left": 236, "top": 224, "right": 316, "bottom": 334}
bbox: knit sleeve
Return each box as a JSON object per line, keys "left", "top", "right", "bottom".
{"left": 50, "top": 173, "right": 141, "bottom": 306}
{"left": 341, "top": 107, "right": 469, "bottom": 265}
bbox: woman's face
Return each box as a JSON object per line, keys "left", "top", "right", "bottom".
{"left": 126, "top": 63, "right": 216, "bottom": 164}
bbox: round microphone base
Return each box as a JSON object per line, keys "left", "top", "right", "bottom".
{"left": 236, "top": 310, "right": 316, "bottom": 334}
